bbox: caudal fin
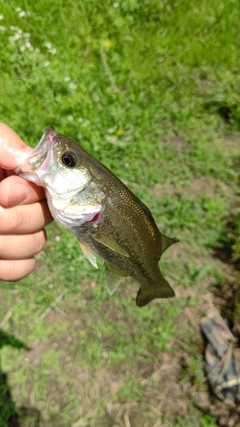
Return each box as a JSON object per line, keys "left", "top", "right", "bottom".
{"left": 136, "top": 278, "right": 175, "bottom": 307}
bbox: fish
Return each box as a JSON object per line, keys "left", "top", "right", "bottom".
{"left": 15, "top": 127, "right": 178, "bottom": 307}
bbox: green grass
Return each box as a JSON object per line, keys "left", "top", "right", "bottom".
{"left": 0, "top": 0, "right": 240, "bottom": 426}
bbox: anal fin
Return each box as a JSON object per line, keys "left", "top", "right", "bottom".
{"left": 104, "top": 262, "right": 127, "bottom": 295}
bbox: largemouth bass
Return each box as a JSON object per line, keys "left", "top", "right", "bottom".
{"left": 15, "top": 127, "right": 178, "bottom": 307}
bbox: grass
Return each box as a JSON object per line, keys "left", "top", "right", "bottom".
{"left": 0, "top": 0, "right": 240, "bottom": 426}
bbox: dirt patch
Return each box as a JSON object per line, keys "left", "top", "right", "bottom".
{"left": 152, "top": 176, "right": 236, "bottom": 201}
{"left": 161, "top": 134, "right": 187, "bottom": 153}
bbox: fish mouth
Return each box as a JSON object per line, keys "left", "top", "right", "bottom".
{"left": 34, "top": 126, "right": 57, "bottom": 151}
{"left": 14, "top": 126, "right": 57, "bottom": 179}
{"left": 17, "top": 149, "right": 48, "bottom": 173}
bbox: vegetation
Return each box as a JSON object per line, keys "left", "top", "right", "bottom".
{"left": 0, "top": 0, "right": 239, "bottom": 426}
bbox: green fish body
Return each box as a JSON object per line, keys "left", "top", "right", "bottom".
{"left": 15, "top": 127, "right": 178, "bottom": 306}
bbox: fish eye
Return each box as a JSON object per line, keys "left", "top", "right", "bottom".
{"left": 61, "top": 151, "right": 77, "bottom": 167}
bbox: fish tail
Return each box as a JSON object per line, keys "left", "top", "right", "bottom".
{"left": 136, "top": 277, "right": 175, "bottom": 307}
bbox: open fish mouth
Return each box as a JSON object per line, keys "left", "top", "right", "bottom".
{"left": 14, "top": 127, "right": 57, "bottom": 179}
{"left": 14, "top": 149, "right": 48, "bottom": 176}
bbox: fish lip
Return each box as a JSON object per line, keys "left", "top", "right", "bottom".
{"left": 14, "top": 149, "right": 48, "bottom": 175}
{"left": 15, "top": 127, "right": 57, "bottom": 175}
{"left": 35, "top": 126, "right": 57, "bottom": 151}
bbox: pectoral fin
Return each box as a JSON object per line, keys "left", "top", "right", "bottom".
{"left": 93, "top": 230, "right": 129, "bottom": 257}
{"left": 136, "top": 278, "right": 175, "bottom": 307}
{"left": 104, "top": 262, "right": 127, "bottom": 295}
{"left": 78, "top": 240, "right": 98, "bottom": 269}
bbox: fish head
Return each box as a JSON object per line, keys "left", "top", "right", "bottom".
{"left": 15, "top": 126, "right": 92, "bottom": 196}
{"left": 15, "top": 127, "right": 106, "bottom": 229}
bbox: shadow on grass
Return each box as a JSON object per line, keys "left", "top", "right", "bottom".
{"left": 0, "top": 330, "right": 40, "bottom": 427}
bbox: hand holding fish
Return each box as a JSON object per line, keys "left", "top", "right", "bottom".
{"left": 0, "top": 123, "right": 52, "bottom": 281}
{"left": 15, "top": 127, "right": 178, "bottom": 306}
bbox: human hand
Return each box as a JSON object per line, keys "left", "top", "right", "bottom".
{"left": 0, "top": 123, "right": 53, "bottom": 281}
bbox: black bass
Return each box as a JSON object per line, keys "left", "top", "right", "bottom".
{"left": 15, "top": 127, "right": 178, "bottom": 307}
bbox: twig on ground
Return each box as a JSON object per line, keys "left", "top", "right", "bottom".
{"left": 71, "top": 410, "right": 96, "bottom": 427}
{"left": 0, "top": 297, "right": 23, "bottom": 328}
{"left": 35, "top": 291, "right": 67, "bottom": 323}
{"left": 0, "top": 308, "right": 13, "bottom": 328}
{"left": 124, "top": 411, "right": 131, "bottom": 427}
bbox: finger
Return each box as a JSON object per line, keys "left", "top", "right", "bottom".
{"left": 0, "top": 258, "right": 36, "bottom": 281}
{"left": 0, "top": 175, "right": 46, "bottom": 207}
{"left": 0, "top": 123, "right": 33, "bottom": 169}
{"left": 0, "top": 200, "right": 53, "bottom": 234}
{"left": 0, "top": 230, "right": 47, "bottom": 260}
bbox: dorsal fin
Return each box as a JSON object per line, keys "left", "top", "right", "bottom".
{"left": 161, "top": 234, "right": 179, "bottom": 254}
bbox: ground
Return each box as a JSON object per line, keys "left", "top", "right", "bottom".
{"left": 0, "top": 134, "right": 239, "bottom": 427}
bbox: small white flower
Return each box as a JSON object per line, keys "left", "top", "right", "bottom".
{"left": 49, "top": 47, "right": 56, "bottom": 55}
{"left": 113, "top": 2, "right": 119, "bottom": 7}
{"left": 67, "top": 115, "right": 73, "bottom": 121}
{"left": 0, "top": 14, "right": 4, "bottom": 20}
{"left": 0, "top": 26, "right": 6, "bottom": 31}
{"left": 43, "top": 42, "right": 56, "bottom": 55}
{"left": 15, "top": 7, "right": 21, "bottom": 12}
{"left": 18, "top": 11, "right": 26, "bottom": 18}
{"left": 9, "top": 34, "right": 21, "bottom": 43}
{"left": 43, "top": 60, "right": 50, "bottom": 67}
{"left": 44, "top": 41, "right": 52, "bottom": 49}
{"left": 19, "top": 45, "right": 26, "bottom": 52}
{"left": 69, "top": 82, "right": 77, "bottom": 90}
{"left": 77, "top": 117, "right": 84, "bottom": 123}
{"left": 108, "top": 127, "right": 115, "bottom": 133}
{"left": 25, "top": 41, "right": 34, "bottom": 51}
{"left": 105, "top": 135, "right": 117, "bottom": 145}
{"left": 82, "top": 119, "right": 90, "bottom": 127}
{"left": 23, "top": 32, "right": 30, "bottom": 38}
{"left": 25, "top": 41, "right": 32, "bottom": 49}
{"left": 64, "top": 76, "right": 71, "bottom": 81}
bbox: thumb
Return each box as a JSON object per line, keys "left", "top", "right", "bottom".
{"left": 0, "top": 123, "right": 33, "bottom": 170}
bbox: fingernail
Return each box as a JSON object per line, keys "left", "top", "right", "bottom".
{"left": 8, "top": 183, "right": 28, "bottom": 206}
{"left": 23, "top": 146, "right": 34, "bottom": 154}
{"left": 14, "top": 147, "right": 33, "bottom": 165}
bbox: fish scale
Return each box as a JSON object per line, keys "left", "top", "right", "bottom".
{"left": 15, "top": 126, "right": 178, "bottom": 307}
